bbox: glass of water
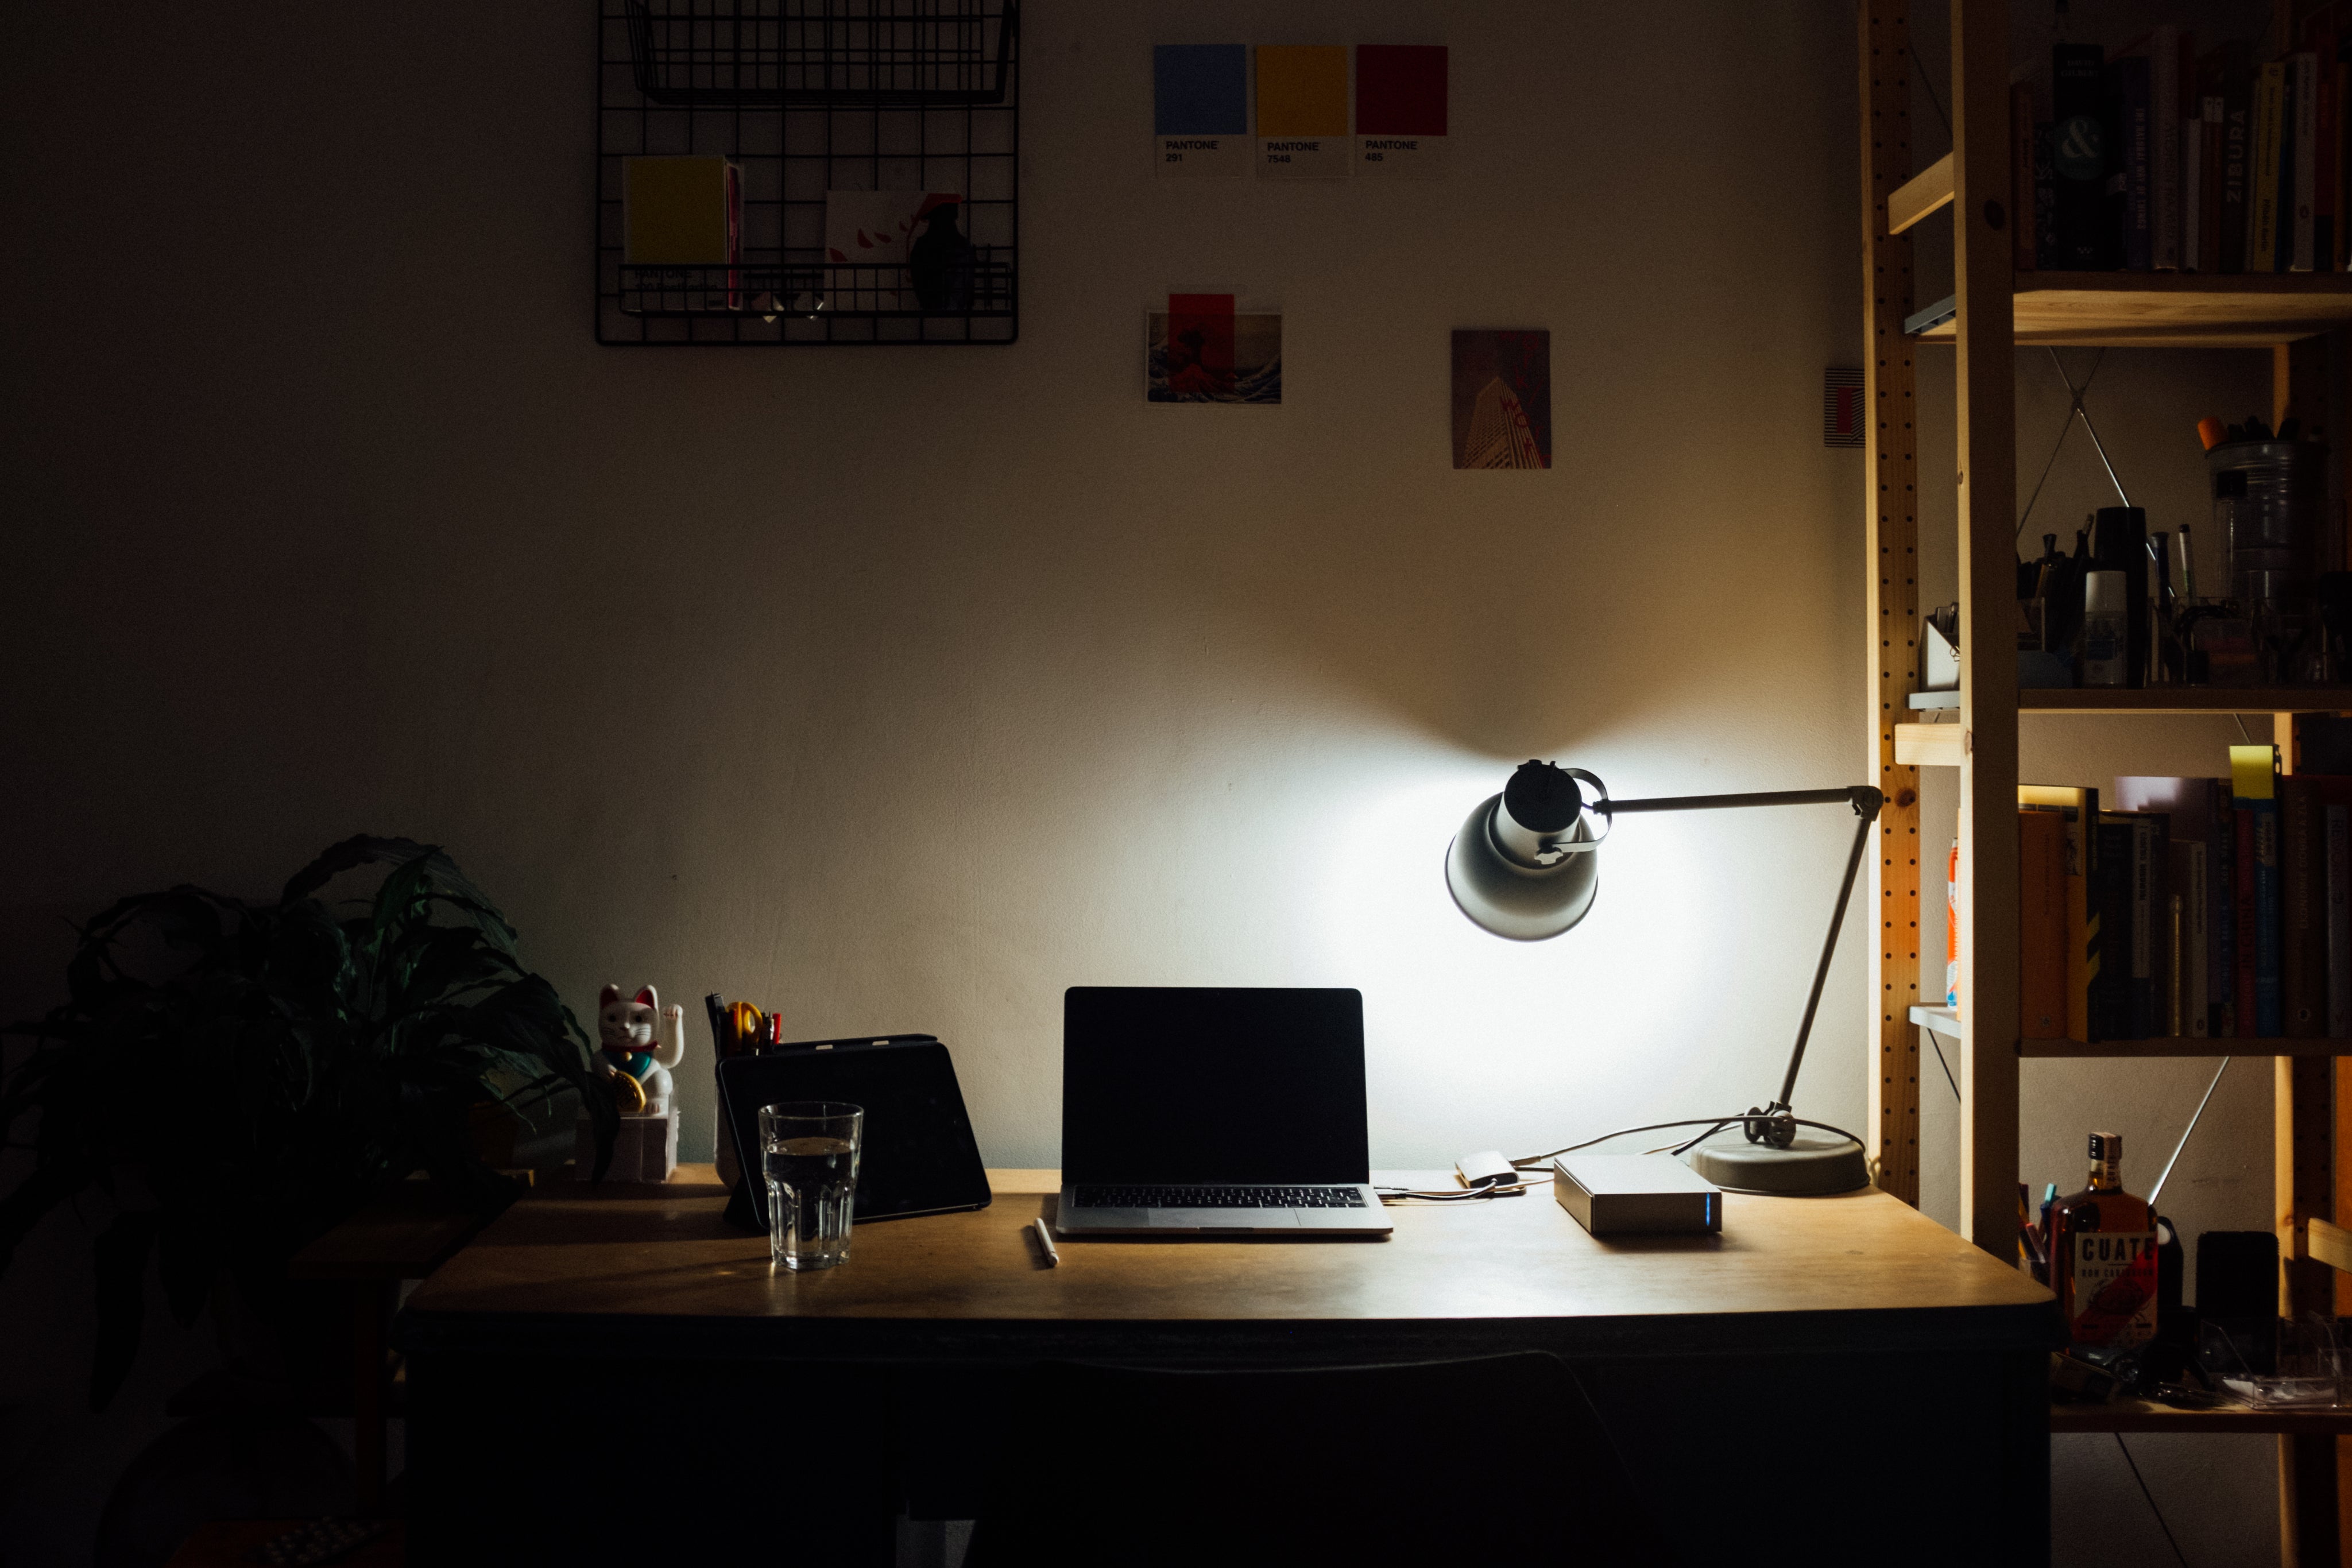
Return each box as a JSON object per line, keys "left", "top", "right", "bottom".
{"left": 761, "top": 1101, "right": 862, "bottom": 1271}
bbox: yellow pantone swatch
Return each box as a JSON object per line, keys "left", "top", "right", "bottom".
{"left": 1255, "top": 47, "right": 1348, "bottom": 137}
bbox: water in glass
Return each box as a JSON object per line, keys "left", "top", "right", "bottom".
{"left": 761, "top": 1102, "right": 861, "bottom": 1269}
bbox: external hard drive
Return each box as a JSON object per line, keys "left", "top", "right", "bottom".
{"left": 1553, "top": 1153, "right": 1723, "bottom": 1236}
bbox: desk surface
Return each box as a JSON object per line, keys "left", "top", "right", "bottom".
{"left": 404, "top": 1166, "right": 2053, "bottom": 1361}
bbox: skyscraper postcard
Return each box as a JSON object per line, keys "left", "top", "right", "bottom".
{"left": 1148, "top": 293, "right": 1282, "bottom": 404}
{"left": 1450, "top": 329, "right": 1550, "bottom": 468}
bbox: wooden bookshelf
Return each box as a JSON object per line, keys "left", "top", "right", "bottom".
{"left": 2018, "top": 688, "right": 2352, "bottom": 714}
{"left": 2020, "top": 1037, "right": 2349, "bottom": 1059}
{"left": 1913, "top": 273, "right": 2352, "bottom": 349}
{"left": 1861, "top": 4, "right": 2352, "bottom": 1558}
{"left": 1911, "top": 1008, "right": 2339, "bottom": 1057}
{"left": 2052, "top": 1401, "right": 2352, "bottom": 1437}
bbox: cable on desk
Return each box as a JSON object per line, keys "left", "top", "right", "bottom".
{"left": 1508, "top": 1114, "right": 1870, "bottom": 1170}
{"left": 1376, "top": 1175, "right": 1554, "bottom": 1204}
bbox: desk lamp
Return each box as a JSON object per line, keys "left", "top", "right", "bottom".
{"left": 1445, "top": 761, "right": 1881, "bottom": 1196}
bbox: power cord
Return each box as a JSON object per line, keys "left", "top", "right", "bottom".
{"left": 1376, "top": 1174, "right": 1554, "bottom": 1204}
{"left": 1508, "top": 1114, "right": 1870, "bottom": 1171}
{"left": 2112, "top": 1433, "right": 2191, "bottom": 1568}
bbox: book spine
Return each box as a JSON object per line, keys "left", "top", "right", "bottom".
{"left": 2256, "top": 797, "right": 2283, "bottom": 1034}
{"left": 2115, "top": 59, "right": 2153, "bottom": 269}
{"left": 2254, "top": 63, "right": 2286, "bottom": 273}
{"left": 2020, "top": 810, "right": 2069, "bottom": 1037}
{"left": 2055, "top": 45, "right": 2110, "bottom": 269}
{"left": 2222, "top": 71, "right": 2253, "bottom": 271}
{"left": 2295, "top": 52, "right": 2320, "bottom": 270}
{"left": 2212, "top": 779, "right": 2235, "bottom": 1035}
{"left": 2236, "top": 803, "right": 2258, "bottom": 1035}
{"left": 2184, "top": 119, "right": 2204, "bottom": 270}
{"left": 2068, "top": 803, "right": 2094, "bottom": 1040}
{"left": 2185, "top": 841, "right": 2211, "bottom": 1036}
{"left": 2094, "top": 820, "right": 2136, "bottom": 1040}
{"left": 2330, "top": 804, "right": 2350, "bottom": 1035}
{"left": 2014, "top": 84, "right": 2041, "bottom": 272}
{"left": 2037, "top": 123, "right": 2059, "bottom": 269}
{"left": 2284, "top": 776, "right": 2325, "bottom": 1035}
{"left": 2202, "top": 99, "right": 2226, "bottom": 270}
{"left": 2153, "top": 29, "right": 2183, "bottom": 269}
{"left": 2318, "top": 64, "right": 2338, "bottom": 267}
{"left": 2133, "top": 817, "right": 2163, "bottom": 1036}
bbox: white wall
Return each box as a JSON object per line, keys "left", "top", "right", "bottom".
{"left": 0, "top": 1, "right": 2266, "bottom": 1562}
{"left": 1, "top": 0, "right": 1867, "bottom": 1169}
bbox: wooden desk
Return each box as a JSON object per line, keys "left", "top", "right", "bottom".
{"left": 404, "top": 1169, "right": 2058, "bottom": 1565}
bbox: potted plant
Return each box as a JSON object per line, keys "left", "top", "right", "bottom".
{"left": 0, "top": 836, "right": 617, "bottom": 1408}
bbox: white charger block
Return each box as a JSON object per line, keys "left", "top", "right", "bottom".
{"left": 575, "top": 1108, "right": 678, "bottom": 1182}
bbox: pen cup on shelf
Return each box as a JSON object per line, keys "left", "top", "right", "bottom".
{"left": 761, "top": 1101, "right": 863, "bottom": 1271}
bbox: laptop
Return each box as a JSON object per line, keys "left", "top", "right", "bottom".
{"left": 1055, "top": 986, "right": 1392, "bottom": 1237}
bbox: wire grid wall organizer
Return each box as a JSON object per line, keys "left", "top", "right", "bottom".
{"left": 598, "top": 0, "right": 1018, "bottom": 345}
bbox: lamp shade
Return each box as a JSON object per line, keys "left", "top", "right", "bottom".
{"left": 1444, "top": 761, "right": 1608, "bottom": 941}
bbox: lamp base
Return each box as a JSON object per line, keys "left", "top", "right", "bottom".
{"left": 1689, "top": 1135, "right": 1869, "bottom": 1196}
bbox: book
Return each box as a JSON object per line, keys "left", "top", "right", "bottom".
{"left": 2113, "top": 776, "right": 2231, "bottom": 1037}
{"left": 2200, "top": 95, "right": 2226, "bottom": 271}
{"left": 2119, "top": 27, "right": 2183, "bottom": 269}
{"left": 2020, "top": 808, "right": 2069, "bottom": 1038}
{"left": 2171, "top": 840, "right": 2210, "bottom": 1035}
{"left": 2103, "top": 811, "right": 2169, "bottom": 1037}
{"left": 2053, "top": 44, "right": 2110, "bottom": 269}
{"left": 2253, "top": 61, "right": 2287, "bottom": 272}
{"left": 2036, "top": 119, "right": 2059, "bottom": 270}
{"left": 2338, "top": 37, "right": 2351, "bottom": 269}
{"left": 2022, "top": 784, "right": 2099, "bottom": 1042}
{"left": 2105, "top": 54, "right": 2153, "bottom": 269}
{"left": 2233, "top": 745, "right": 2283, "bottom": 1036}
{"left": 2294, "top": 51, "right": 2321, "bottom": 270}
{"left": 2215, "top": 787, "right": 2237, "bottom": 1035}
{"left": 2184, "top": 114, "right": 2205, "bottom": 270}
{"left": 2091, "top": 815, "right": 2137, "bottom": 1039}
{"left": 2281, "top": 774, "right": 2326, "bottom": 1034}
{"left": 2330, "top": 803, "right": 2351, "bottom": 1034}
{"left": 2314, "top": 41, "right": 2338, "bottom": 268}
{"left": 2204, "top": 42, "right": 2253, "bottom": 273}
{"left": 2013, "top": 80, "right": 2041, "bottom": 273}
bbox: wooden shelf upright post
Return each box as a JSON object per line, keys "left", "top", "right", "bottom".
{"left": 1860, "top": 0, "right": 1923, "bottom": 1207}
{"left": 1950, "top": 0, "right": 2021, "bottom": 1260}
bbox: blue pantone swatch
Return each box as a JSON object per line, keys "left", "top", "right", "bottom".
{"left": 1153, "top": 45, "right": 1248, "bottom": 135}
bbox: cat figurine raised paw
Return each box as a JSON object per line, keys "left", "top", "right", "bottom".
{"left": 597, "top": 984, "right": 686, "bottom": 1117}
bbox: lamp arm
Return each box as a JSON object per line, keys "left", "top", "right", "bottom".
{"left": 1773, "top": 801, "right": 1880, "bottom": 1116}
{"left": 1596, "top": 784, "right": 1885, "bottom": 1137}
{"left": 1600, "top": 785, "right": 1882, "bottom": 816}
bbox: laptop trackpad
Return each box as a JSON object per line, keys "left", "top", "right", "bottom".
{"left": 1155, "top": 1209, "right": 1302, "bottom": 1228}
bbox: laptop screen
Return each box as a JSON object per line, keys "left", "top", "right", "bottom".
{"left": 1061, "top": 986, "right": 1369, "bottom": 1185}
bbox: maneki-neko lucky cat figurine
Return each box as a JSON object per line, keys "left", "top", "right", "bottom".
{"left": 596, "top": 984, "right": 686, "bottom": 1117}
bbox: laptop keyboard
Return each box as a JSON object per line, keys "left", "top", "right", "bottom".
{"left": 1073, "top": 1185, "right": 1367, "bottom": 1209}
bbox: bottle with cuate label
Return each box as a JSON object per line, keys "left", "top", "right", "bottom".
{"left": 2049, "top": 1131, "right": 2158, "bottom": 1349}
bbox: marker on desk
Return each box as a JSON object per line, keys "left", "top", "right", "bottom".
{"left": 1031, "top": 1217, "right": 1060, "bottom": 1267}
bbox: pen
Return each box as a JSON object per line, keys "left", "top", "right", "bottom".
{"left": 1031, "top": 1217, "right": 1060, "bottom": 1267}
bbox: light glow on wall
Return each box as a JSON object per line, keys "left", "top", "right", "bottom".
{"left": 1297, "top": 737, "right": 1856, "bottom": 1167}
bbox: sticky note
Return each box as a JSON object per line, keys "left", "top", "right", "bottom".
{"left": 1255, "top": 46, "right": 1349, "bottom": 179}
{"left": 1155, "top": 45, "right": 1248, "bottom": 178}
{"left": 1356, "top": 45, "right": 1448, "bottom": 179}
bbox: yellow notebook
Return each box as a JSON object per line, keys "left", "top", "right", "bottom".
{"left": 624, "top": 156, "right": 739, "bottom": 266}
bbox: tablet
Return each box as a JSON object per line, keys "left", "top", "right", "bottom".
{"left": 715, "top": 1035, "right": 992, "bottom": 1231}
